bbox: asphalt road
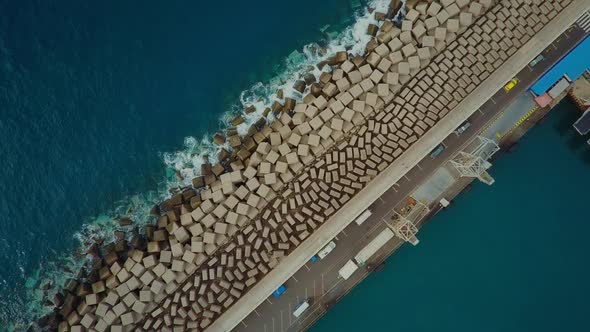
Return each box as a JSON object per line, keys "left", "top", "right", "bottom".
{"left": 234, "top": 24, "right": 587, "bottom": 332}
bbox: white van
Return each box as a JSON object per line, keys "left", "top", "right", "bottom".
{"left": 354, "top": 209, "right": 372, "bottom": 225}
{"left": 293, "top": 300, "right": 310, "bottom": 318}
{"left": 317, "top": 241, "right": 336, "bottom": 259}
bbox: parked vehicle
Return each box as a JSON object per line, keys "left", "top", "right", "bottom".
{"left": 273, "top": 284, "right": 287, "bottom": 298}
{"left": 354, "top": 209, "right": 372, "bottom": 225}
{"left": 504, "top": 78, "right": 519, "bottom": 92}
{"left": 529, "top": 54, "right": 544, "bottom": 67}
{"left": 454, "top": 121, "right": 471, "bottom": 135}
{"left": 293, "top": 300, "right": 310, "bottom": 318}
{"left": 338, "top": 260, "right": 359, "bottom": 280}
{"left": 317, "top": 241, "right": 336, "bottom": 259}
{"left": 430, "top": 144, "right": 445, "bottom": 159}
{"left": 354, "top": 228, "right": 394, "bottom": 266}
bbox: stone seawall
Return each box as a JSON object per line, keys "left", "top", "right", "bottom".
{"left": 44, "top": 0, "right": 577, "bottom": 331}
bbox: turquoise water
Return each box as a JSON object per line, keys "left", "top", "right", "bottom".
{"left": 311, "top": 99, "right": 590, "bottom": 332}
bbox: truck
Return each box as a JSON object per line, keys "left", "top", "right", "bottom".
{"left": 354, "top": 209, "right": 372, "bottom": 225}
{"left": 317, "top": 241, "right": 336, "bottom": 259}
{"left": 354, "top": 228, "right": 395, "bottom": 266}
{"left": 292, "top": 300, "right": 310, "bottom": 318}
{"left": 338, "top": 260, "right": 359, "bottom": 280}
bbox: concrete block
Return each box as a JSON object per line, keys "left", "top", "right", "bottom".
{"left": 401, "top": 20, "right": 413, "bottom": 32}
{"left": 422, "top": 35, "right": 435, "bottom": 47}
{"left": 398, "top": 62, "right": 410, "bottom": 75}
{"left": 436, "top": 9, "right": 450, "bottom": 23}
{"left": 459, "top": 12, "right": 473, "bottom": 26}
{"left": 447, "top": 18, "right": 459, "bottom": 33}
{"left": 408, "top": 56, "right": 420, "bottom": 69}
{"left": 389, "top": 51, "right": 403, "bottom": 65}
{"left": 435, "top": 27, "right": 447, "bottom": 41}
{"left": 388, "top": 38, "right": 403, "bottom": 52}
{"left": 427, "top": 2, "right": 442, "bottom": 17}
{"left": 401, "top": 44, "right": 416, "bottom": 57}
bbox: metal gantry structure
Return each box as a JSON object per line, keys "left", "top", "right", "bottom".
{"left": 449, "top": 135, "right": 500, "bottom": 185}
{"left": 387, "top": 200, "right": 429, "bottom": 246}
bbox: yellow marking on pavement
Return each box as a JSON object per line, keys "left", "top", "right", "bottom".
{"left": 498, "top": 105, "right": 539, "bottom": 139}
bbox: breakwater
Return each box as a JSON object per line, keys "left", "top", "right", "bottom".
{"left": 40, "top": 0, "right": 580, "bottom": 330}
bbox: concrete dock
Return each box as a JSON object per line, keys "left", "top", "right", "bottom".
{"left": 235, "top": 21, "right": 590, "bottom": 332}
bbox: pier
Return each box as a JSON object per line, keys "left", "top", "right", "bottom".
{"left": 44, "top": 1, "right": 590, "bottom": 331}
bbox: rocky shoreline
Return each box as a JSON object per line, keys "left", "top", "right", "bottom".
{"left": 36, "top": 0, "right": 572, "bottom": 330}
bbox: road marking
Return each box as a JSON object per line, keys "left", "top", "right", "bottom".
{"left": 272, "top": 317, "right": 275, "bottom": 332}
{"left": 378, "top": 196, "right": 385, "bottom": 203}
{"left": 241, "top": 321, "right": 248, "bottom": 328}
{"left": 490, "top": 97, "right": 497, "bottom": 104}
{"left": 254, "top": 309, "right": 261, "bottom": 317}
{"left": 341, "top": 229, "right": 349, "bottom": 237}
{"left": 304, "top": 263, "right": 311, "bottom": 271}
{"left": 313, "top": 280, "right": 317, "bottom": 297}
{"left": 391, "top": 186, "right": 398, "bottom": 192}
{"left": 478, "top": 108, "right": 484, "bottom": 115}
{"left": 305, "top": 287, "right": 308, "bottom": 299}
{"left": 321, "top": 274, "right": 325, "bottom": 294}
{"left": 291, "top": 275, "right": 299, "bottom": 282}
{"left": 416, "top": 163, "right": 423, "bottom": 170}
{"left": 264, "top": 323, "right": 267, "bottom": 332}
{"left": 266, "top": 298, "right": 273, "bottom": 304}
{"left": 281, "top": 310, "right": 284, "bottom": 332}
{"left": 404, "top": 175, "right": 411, "bottom": 181}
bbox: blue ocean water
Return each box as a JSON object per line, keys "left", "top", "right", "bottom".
{"left": 311, "top": 100, "right": 590, "bottom": 332}
{"left": 0, "top": 0, "right": 381, "bottom": 326}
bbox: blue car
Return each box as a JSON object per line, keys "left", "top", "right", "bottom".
{"left": 273, "top": 284, "right": 287, "bottom": 298}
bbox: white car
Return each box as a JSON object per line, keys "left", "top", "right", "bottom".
{"left": 317, "top": 241, "right": 336, "bottom": 259}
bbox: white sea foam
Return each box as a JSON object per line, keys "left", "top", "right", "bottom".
{"left": 25, "top": 0, "right": 406, "bottom": 324}
{"left": 163, "top": 0, "right": 394, "bottom": 187}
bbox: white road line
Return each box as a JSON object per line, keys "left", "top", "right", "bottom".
{"left": 404, "top": 175, "right": 411, "bottom": 181}
{"left": 478, "top": 108, "right": 484, "bottom": 114}
{"left": 241, "top": 321, "right": 248, "bottom": 328}
{"left": 254, "top": 309, "right": 261, "bottom": 317}
{"left": 341, "top": 229, "right": 349, "bottom": 237}
{"left": 304, "top": 263, "right": 311, "bottom": 271}
{"left": 281, "top": 310, "right": 284, "bottom": 332}
{"left": 416, "top": 163, "right": 423, "bottom": 170}
{"left": 291, "top": 275, "right": 299, "bottom": 282}
{"left": 272, "top": 317, "right": 275, "bottom": 332}
{"left": 313, "top": 280, "right": 317, "bottom": 297}
{"left": 266, "top": 298, "right": 273, "bottom": 305}
{"left": 391, "top": 186, "right": 398, "bottom": 192}
{"left": 321, "top": 274, "right": 325, "bottom": 294}
{"left": 305, "top": 287, "right": 308, "bottom": 299}
{"left": 378, "top": 196, "right": 385, "bottom": 203}
{"left": 490, "top": 97, "right": 497, "bottom": 104}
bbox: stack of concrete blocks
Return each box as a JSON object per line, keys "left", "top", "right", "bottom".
{"left": 55, "top": 0, "right": 574, "bottom": 330}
